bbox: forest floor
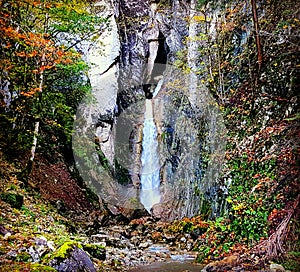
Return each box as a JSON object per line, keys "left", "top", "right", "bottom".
{"left": 0, "top": 152, "right": 299, "bottom": 272}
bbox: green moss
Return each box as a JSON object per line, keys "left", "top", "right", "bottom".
{"left": 16, "top": 251, "right": 32, "bottom": 262}
{"left": 0, "top": 263, "right": 56, "bottom": 271}
{"left": 51, "top": 241, "right": 83, "bottom": 260}
{"left": 195, "top": 245, "right": 211, "bottom": 263}
{"left": 0, "top": 245, "right": 7, "bottom": 256}
{"left": 281, "top": 252, "right": 300, "bottom": 271}
{"left": 197, "top": 0, "right": 209, "bottom": 7}
{"left": 30, "top": 263, "right": 57, "bottom": 271}
{"left": 0, "top": 192, "right": 23, "bottom": 209}
{"left": 82, "top": 244, "right": 106, "bottom": 260}
{"left": 289, "top": 251, "right": 300, "bottom": 257}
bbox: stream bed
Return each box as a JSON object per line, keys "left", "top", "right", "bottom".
{"left": 128, "top": 245, "right": 203, "bottom": 272}
{"left": 128, "top": 261, "right": 204, "bottom": 272}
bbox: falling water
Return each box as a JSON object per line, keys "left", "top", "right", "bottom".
{"left": 140, "top": 95, "right": 161, "bottom": 213}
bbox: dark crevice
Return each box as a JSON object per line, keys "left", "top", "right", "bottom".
{"left": 154, "top": 31, "right": 168, "bottom": 65}
{"left": 99, "top": 56, "right": 120, "bottom": 76}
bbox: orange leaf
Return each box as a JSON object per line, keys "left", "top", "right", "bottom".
{"left": 16, "top": 51, "right": 26, "bottom": 57}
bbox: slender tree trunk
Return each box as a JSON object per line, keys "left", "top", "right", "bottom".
{"left": 29, "top": 54, "right": 44, "bottom": 163}
{"left": 251, "top": 0, "right": 263, "bottom": 70}
{"left": 19, "top": 54, "right": 45, "bottom": 184}
{"left": 30, "top": 121, "right": 40, "bottom": 162}
{"left": 19, "top": 12, "right": 49, "bottom": 184}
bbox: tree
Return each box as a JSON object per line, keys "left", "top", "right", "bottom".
{"left": 250, "top": 0, "right": 263, "bottom": 71}
{"left": 0, "top": 0, "right": 107, "bottom": 180}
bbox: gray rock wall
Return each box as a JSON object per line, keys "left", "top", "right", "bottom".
{"left": 115, "top": 0, "right": 213, "bottom": 220}
{"left": 79, "top": 0, "right": 227, "bottom": 220}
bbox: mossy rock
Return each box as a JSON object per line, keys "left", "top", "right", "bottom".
{"left": 49, "top": 241, "right": 96, "bottom": 272}
{"left": 0, "top": 263, "right": 56, "bottom": 271}
{"left": 29, "top": 263, "right": 57, "bottom": 271}
{"left": 82, "top": 244, "right": 106, "bottom": 260}
{"left": 195, "top": 252, "right": 207, "bottom": 263}
{"left": 281, "top": 251, "right": 300, "bottom": 271}
{"left": 0, "top": 192, "right": 23, "bottom": 209}
{"left": 51, "top": 241, "right": 83, "bottom": 260}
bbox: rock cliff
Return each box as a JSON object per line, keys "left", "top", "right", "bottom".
{"left": 75, "top": 0, "right": 227, "bottom": 220}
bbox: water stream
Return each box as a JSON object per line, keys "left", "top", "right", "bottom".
{"left": 129, "top": 246, "right": 202, "bottom": 272}
{"left": 128, "top": 261, "right": 203, "bottom": 272}
{"left": 140, "top": 90, "right": 161, "bottom": 212}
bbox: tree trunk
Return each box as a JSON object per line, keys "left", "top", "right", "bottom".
{"left": 251, "top": 0, "right": 263, "bottom": 70}
{"left": 30, "top": 121, "right": 40, "bottom": 163}
{"left": 18, "top": 54, "right": 45, "bottom": 184}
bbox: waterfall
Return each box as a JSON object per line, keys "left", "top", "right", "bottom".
{"left": 140, "top": 93, "right": 161, "bottom": 213}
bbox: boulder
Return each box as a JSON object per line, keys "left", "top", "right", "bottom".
{"left": 28, "top": 236, "right": 55, "bottom": 262}
{"left": 49, "top": 242, "right": 96, "bottom": 272}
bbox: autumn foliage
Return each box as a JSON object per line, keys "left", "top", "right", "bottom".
{"left": 0, "top": 0, "right": 83, "bottom": 98}
{"left": 0, "top": 0, "right": 104, "bottom": 156}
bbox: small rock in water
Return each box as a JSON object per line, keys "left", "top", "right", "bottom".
{"left": 139, "top": 241, "right": 150, "bottom": 248}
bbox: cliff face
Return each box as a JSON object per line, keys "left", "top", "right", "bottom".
{"left": 74, "top": 0, "right": 228, "bottom": 220}
{"left": 113, "top": 0, "right": 228, "bottom": 220}
{"left": 77, "top": 0, "right": 299, "bottom": 221}
{"left": 114, "top": 0, "right": 217, "bottom": 220}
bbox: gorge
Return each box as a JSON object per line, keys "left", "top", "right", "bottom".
{"left": 0, "top": 0, "right": 299, "bottom": 271}
{"left": 73, "top": 0, "right": 227, "bottom": 221}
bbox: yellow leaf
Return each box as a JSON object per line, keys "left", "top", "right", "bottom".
{"left": 193, "top": 15, "right": 206, "bottom": 22}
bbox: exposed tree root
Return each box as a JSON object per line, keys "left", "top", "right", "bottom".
{"left": 250, "top": 194, "right": 299, "bottom": 260}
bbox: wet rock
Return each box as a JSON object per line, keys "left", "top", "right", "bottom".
{"left": 119, "top": 0, "right": 150, "bottom": 18}
{"left": 83, "top": 221, "right": 201, "bottom": 270}
{"left": 180, "top": 236, "right": 187, "bottom": 243}
{"left": 0, "top": 77, "right": 11, "bottom": 108}
{"left": 130, "top": 234, "right": 142, "bottom": 246}
{"left": 163, "top": 232, "right": 176, "bottom": 242}
{"left": 6, "top": 250, "right": 17, "bottom": 259}
{"left": 186, "top": 238, "right": 194, "bottom": 251}
{"left": 91, "top": 230, "right": 134, "bottom": 250}
{"left": 270, "top": 263, "right": 286, "bottom": 272}
{"left": 152, "top": 201, "right": 175, "bottom": 221}
{"left": 201, "top": 255, "right": 239, "bottom": 272}
{"left": 90, "top": 232, "right": 109, "bottom": 243}
{"left": 139, "top": 241, "right": 151, "bottom": 248}
{"left": 122, "top": 207, "right": 150, "bottom": 220}
{"left": 190, "top": 227, "right": 207, "bottom": 240}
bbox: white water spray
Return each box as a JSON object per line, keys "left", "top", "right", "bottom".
{"left": 140, "top": 87, "right": 161, "bottom": 212}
